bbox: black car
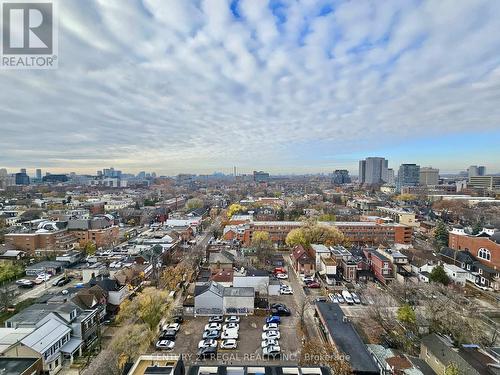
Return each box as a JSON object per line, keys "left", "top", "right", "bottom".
{"left": 56, "top": 277, "right": 72, "bottom": 287}
{"left": 172, "top": 315, "right": 184, "bottom": 324}
{"left": 270, "top": 303, "right": 288, "bottom": 309}
{"left": 159, "top": 329, "right": 177, "bottom": 340}
{"left": 197, "top": 346, "right": 217, "bottom": 359}
{"left": 271, "top": 307, "right": 291, "bottom": 316}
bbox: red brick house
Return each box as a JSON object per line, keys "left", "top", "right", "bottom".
{"left": 291, "top": 245, "right": 315, "bottom": 276}
{"left": 364, "top": 249, "right": 394, "bottom": 284}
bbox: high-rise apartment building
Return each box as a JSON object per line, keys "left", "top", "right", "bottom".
{"left": 397, "top": 164, "right": 420, "bottom": 191}
{"left": 359, "top": 157, "right": 388, "bottom": 185}
{"left": 468, "top": 165, "right": 486, "bottom": 178}
{"left": 253, "top": 170, "right": 270, "bottom": 183}
{"left": 36, "top": 169, "right": 42, "bottom": 180}
{"left": 419, "top": 167, "right": 439, "bottom": 186}
{"left": 332, "top": 169, "right": 351, "bottom": 184}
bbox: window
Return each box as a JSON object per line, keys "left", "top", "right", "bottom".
{"left": 478, "top": 248, "right": 491, "bottom": 261}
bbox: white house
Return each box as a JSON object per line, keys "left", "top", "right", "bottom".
{"left": 418, "top": 264, "right": 467, "bottom": 286}
{"left": 311, "top": 244, "right": 331, "bottom": 272}
{"left": 194, "top": 281, "right": 254, "bottom": 316}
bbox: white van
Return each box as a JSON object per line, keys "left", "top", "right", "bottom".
{"left": 341, "top": 290, "right": 354, "bottom": 305}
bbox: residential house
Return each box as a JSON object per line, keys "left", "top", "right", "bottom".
{"left": 88, "top": 277, "right": 129, "bottom": 311}
{"left": 420, "top": 334, "right": 499, "bottom": 375}
{"left": 310, "top": 244, "right": 331, "bottom": 272}
{"left": 291, "top": 245, "right": 315, "bottom": 276}
{"left": 364, "top": 249, "right": 394, "bottom": 284}
{"left": 208, "top": 250, "right": 235, "bottom": 272}
{"left": 194, "top": 281, "right": 254, "bottom": 316}
{"left": 0, "top": 358, "right": 42, "bottom": 375}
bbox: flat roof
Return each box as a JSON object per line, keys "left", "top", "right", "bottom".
{"left": 0, "top": 357, "right": 40, "bottom": 375}
{"left": 315, "top": 302, "right": 379, "bottom": 374}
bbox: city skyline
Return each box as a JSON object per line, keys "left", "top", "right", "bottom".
{"left": 1, "top": 0, "right": 500, "bottom": 174}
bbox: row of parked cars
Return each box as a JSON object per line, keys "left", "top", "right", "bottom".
{"left": 155, "top": 316, "right": 183, "bottom": 351}
{"left": 328, "top": 290, "right": 361, "bottom": 305}
{"left": 261, "top": 315, "right": 281, "bottom": 358}
{"left": 197, "top": 315, "right": 241, "bottom": 359}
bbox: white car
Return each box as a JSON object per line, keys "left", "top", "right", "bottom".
{"left": 156, "top": 339, "right": 175, "bottom": 350}
{"left": 224, "top": 316, "right": 240, "bottom": 323}
{"left": 162, "top": 323, "right": 180, "bottom": 332}
{"left": 280, "top": 287, "right": 293, "bottom": 295}
{"left": 328, "top": 293, "right": 338, "bottom": 303}
{"left": 15, "top": 279, "right": 31, "bottom": 285}
{"left": 261, "top": 330, "right": 280, "bottom": 340}
{"left": 302, "top": 275, "right": 315, "bottom": 283}
{"left": 221, "top": 329, "right": 239, "bottom": 340}
{"left": 198, "top": 339, "right": 217, "bottom": 349}
{"left": 263, "top": 323, "right": 279, "bottom": 331}
{"left": 351, "top": 292, "right": 361, "bottom": 304}
{"left": 220, "top": 339, "right": 237, "bottom": 349}
{"left": 204, "top": 323, "right": 222, "bottom": 331}
{"left": 276, "top": 273, "right": 288, "bottom": 280}
{"left": 261, "top": 338, "right": 279, "bottom": 348}
{"left": 263, "top": 345, "right": 281, "bottom": 357}
{"left": 223, "top": 323, "right": 239, "bottom": 331}
{"left": 209, "top": 315, "right": 223, "bottom": 323}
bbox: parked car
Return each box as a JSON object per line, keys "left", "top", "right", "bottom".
{"left": 163, "top": 323, "right": 180, "bottom": 332}
{"left": 204, "top": 323, "right": 222, "bottom": 331}
{"left": 34, "top": 274, "right": 51, "bottom": 284}
{"left": 315, "top": 297, "right": 327, "bottom": 302}
{"left": 172, "top": 315, "right": 183, "bottom": 323}
{"left": 198, "top": 339, "right": 217, "bottom": 349}
{"left": 351, "top": 292, "right": 361, "bottom": 304}
{"left": 271, "top": 303, "right": 288, "bottom": 309}
{"left": 302, "top": 275, "right": 315, "bottom": 283}
{"left": 209, "top": 315, "right": 223, "bottom": 323}
{"left": 335, "top": 293, "right": 345, "bottom": 304}
{"left": 224, "top": 316, "right": 240, "bottom": 323}
{"left": 223, "top": 323, "right": 239, "bottom": 331}
{"left": 274, "top": 267, "right": 286, "bottom": 274}
{"left": 342, "top": 290, "right": 354, "bottom": 305}
{"left": 276, "top": 273, "right": 288, "bottom": 280}
{"left": 17, "top": 280, "right": 34, "bottom": 288}
{"left": 266, "top": 316, "right": 281, "bottom": 324}
{"left": 263, "top": 323, "right": 279, "bottom": 331}
{"left": 271, "top": 306, "right": 291, "bottom": 316}
{"left": 156, "top": 339, "right": 175, "bottom": 350}
{"left": 280, "top": 287, "right": 293, "bottom": 295}
{"left": 202, "top": 330, "right": 221, "bottom": 339}
{"left": 58, "top": 277, "right": 72, "bottom": 287}
{"left": 263, "top": 345, "right": 281, "bottom": 357}
{"left": 306, "top": 281, "right": 320, "bottom": 288}
{"left": 197, "top": 346, "right": 217, "bottom": 359}
{"left": 262, "top": 330, "right": 281, "bottom": 340}
{"left": 220, "top": 339, "right": 237, "bottom": 349}
{"left": 221, "top": 329, "right": 239, "bottom": 340}
{"left": 159, "top": 329, "right": 177, "bottom": 340}
{"left": 261, "top": 338, "right": 279, "bottom": 348}
{"left": 328, "top": 293, "right": 338, "bottom": 303}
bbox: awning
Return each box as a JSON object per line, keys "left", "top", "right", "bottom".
{"left": 60, "top": 338, "right": 83, "bottom": 354}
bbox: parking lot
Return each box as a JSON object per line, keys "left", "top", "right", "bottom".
{"left": 156, "top": 303, "right": 302, "bottom": 365}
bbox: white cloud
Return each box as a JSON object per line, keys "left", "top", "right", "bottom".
{"left": 0, "top": 0, "right": 499, "bottom": 175}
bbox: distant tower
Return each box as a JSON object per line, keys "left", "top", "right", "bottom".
{"left": 36, "top": 169, "right": 42, "bottom": 179}
{"left": 234, "top": 166, "right": 237, "bottom": 176}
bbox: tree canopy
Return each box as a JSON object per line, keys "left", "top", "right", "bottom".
{"left": 286, "top": 223, "right": 346, "bottom": 247}
{"left": 397, "top": 304, "right": 416, "bottom": 326}
{"left": 226, "top": 203, "right": 245, "bottom": 218}
{"left": 429, "top": 265, "right": 450, "bottom": 285}
{"left": 434, "top": 220, "right": 449, "bottom": 248}
{"left": 186, "top": 198, "right": 204, "bottom": 210}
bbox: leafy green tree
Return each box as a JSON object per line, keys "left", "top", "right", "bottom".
{"left": 186, "top": 198, "right": 204, "bottom": 210}
{"left": 471, "top": 221, "right": 483, "bottom": 235}
{"left": 0, "top": 263, "right": 23, "bottom": 284}
{"left": 444, "top": 362, "right": 460, "bottom": 375}
{"left": 429, "top": 265, "right": 450, "bottom": 285}
{"left": 397, "top": 304, "right": 416, "bottom": 326}
{"left": 434, "top": 220, "right": 449, "bottom": 248}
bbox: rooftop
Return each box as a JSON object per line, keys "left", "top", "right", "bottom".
{"left": 315, "top": 302, "right": 379, "bottom": 374}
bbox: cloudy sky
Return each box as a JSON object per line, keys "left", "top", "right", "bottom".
{"left": 1, "top": 0, "right": 500, "bottom": 176}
